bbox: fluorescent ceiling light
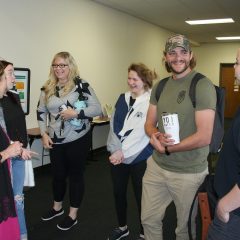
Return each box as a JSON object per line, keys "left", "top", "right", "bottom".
{"left": 186, "top": 18, "right": 234, "bottom": 25}
{"left": 216, "top": 36, "right": 240, "bottom": 40}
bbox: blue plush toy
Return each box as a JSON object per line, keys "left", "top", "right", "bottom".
{"left": 70, "top": 100, "right": 86, "bottom": 127}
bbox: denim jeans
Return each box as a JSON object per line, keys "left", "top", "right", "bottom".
{"left": 12, "top": 157, "right": 27, "bottom": 237}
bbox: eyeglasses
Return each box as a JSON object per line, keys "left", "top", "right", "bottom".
{"left": 52, "top": 64, "right": 68, "bottom": 69}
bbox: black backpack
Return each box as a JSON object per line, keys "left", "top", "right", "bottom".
{"left": 155, "top": 73, "right": 225, "bottom": 153}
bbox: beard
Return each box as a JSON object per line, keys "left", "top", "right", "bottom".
{"left": 167, "top": 60, "right": 190, "bottom": 75}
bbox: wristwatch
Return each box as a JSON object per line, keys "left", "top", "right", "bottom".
{"left": 0, "top": 153, "right": 2, "bottom": 164}
{"left": 165, "top": 146, "right": 170, "bottom": 156}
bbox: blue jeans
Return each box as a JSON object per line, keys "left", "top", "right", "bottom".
{"left": 12, "top": 157, "right": 27, "bottom": 236}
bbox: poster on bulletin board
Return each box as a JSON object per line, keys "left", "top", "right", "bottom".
{"left": 14, "top": 68, "right": 30, "bottom": 115}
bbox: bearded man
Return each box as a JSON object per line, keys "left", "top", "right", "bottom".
{"left": 141, "top": 34, "right": 216, "bottom": 240}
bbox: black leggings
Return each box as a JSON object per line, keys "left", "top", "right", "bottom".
{"left": 50, "top": 131, "right": 91, "bottom": 208}
{"left": 110, "top": 160, "right": 147, "bottom": 234}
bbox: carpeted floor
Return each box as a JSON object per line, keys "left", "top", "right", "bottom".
{"left": 24, "top": 117, "right": 233, "bottom": 240}
{"left": 24, "top": 149, "right": 176, "bottom": 240}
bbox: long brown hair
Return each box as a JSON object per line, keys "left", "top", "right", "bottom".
{"left": 0, "top": 60, "right": 13, "bottom": 76}
{"left": 0, "top": 62, "right": 4, "bottom": 79}
{"left": 0, "top": 60, "right": 19, "bottom": 104}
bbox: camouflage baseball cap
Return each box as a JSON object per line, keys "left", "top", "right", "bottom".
{"left": 165, "top": 34, "right": 191, "bottom": 53}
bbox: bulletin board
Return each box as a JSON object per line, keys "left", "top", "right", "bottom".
{"left": 14, "top": 68, "right": 30, "bottom": 115}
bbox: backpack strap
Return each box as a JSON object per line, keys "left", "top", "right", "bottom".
{"left": 155, "top": 77, "right": 169, "bottom": 102}
{"left": 188, "top": 189, "right": 199, "bottom": 240}
{"left": 156, "top": 73, "right": 205, "bottom": 104}
{"left": 189, "top": 73, "right": 205, "bottom": 108}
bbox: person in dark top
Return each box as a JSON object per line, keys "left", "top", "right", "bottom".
{"left": 0, "top": 60, "right": 33, "bottom": 240}
{"left": 207, "top": 48, "right": 240, "bottom": 240}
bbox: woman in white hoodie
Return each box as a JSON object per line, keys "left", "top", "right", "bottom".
{"left": 107, "top": 63, "right": 157, "bottom": 240}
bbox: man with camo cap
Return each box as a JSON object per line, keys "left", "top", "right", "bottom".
{"left": 141, "top": 34, "right": 216, "bottom": 240}
{"left": 165, "top": 34, "right": 191, "bottom": 53}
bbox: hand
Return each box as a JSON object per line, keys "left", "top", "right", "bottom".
{"left": 60, "top": 107, "right": 78, "bottom": 120}
{"left": 150, "top": 132, "right": 165, "bottom": 153}
{"left": 150, "top": 132, "right": 176, "bottom": 153}
{"left": 42, "top": 133, "right": 53, "bottom": 149}
{"left": 216, "top": 200, "right": 230, "bottom": 223}
{"left": 4, "top": 141, "right": 23, "bottom": 159}
{"left": 109, "top": 150, "right": 124, "bottom": 165}
{"left": 21, "top": 148, "right": 39, "bottom": 160}
{"left": 156, "top": 132, "right": 175, "bottom": 146}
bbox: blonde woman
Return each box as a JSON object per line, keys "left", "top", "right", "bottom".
{"left": 37, "top": 52, "right": 102, "bottom": 230}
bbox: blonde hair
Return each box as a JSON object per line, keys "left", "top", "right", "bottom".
{"left": 43, "top": 52, "right": 79, "bottom": 101}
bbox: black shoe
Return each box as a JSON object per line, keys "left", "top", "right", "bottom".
{"left": 107, "top": 227, "right": 129, "bottom": 240}
{"left": 41, "top": 208, "right": 64, "bottom": 221}
{"left": 57, "top": 216, "right": 78, "bottom": 230}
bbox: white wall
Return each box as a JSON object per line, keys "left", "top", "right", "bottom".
{"left": 0, "top": 0, "right": 171, "bottom": 129}
{"left": 193, "top": 43, "right": 240, "bottom": 85}
{"left": 0, "top": 0, "right": 239, "bottom": 152}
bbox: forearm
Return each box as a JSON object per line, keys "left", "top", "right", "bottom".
{"left": 167, "top": 131, "right": 210, "bottom": 153}
{"left": 219, "top": 184, "right": 240, "bottom": 213}
{"left": 144, "top": 104, "right": 159, "bottom": 137}
{"left": 167, "top": 109, "right": 214, "bottom": 153}
{"left": 107, "top": 134, "right": 122, "bottom": 154}
{"left": 145, "top": 123, "right": 159, "bottom": 137}
{"left": 82, "top": 104, "right": 102, "bottom": 118}
{"left": 37, "top": 91, "right": 50, "bottom": 135}
{"left": 0, "top": 142, "right": 23, "bottom": 162}
{"left": 0, "top": 149, "right": 11, "bottom": 163}
{"left": 107, "top": 113, "right": 122, "bottom": 154}
{"left": 81, "top": 89, "right": 102, "bottom": 118}
{"left": 38, "top": 121, "right": 48, "bottom": 136}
